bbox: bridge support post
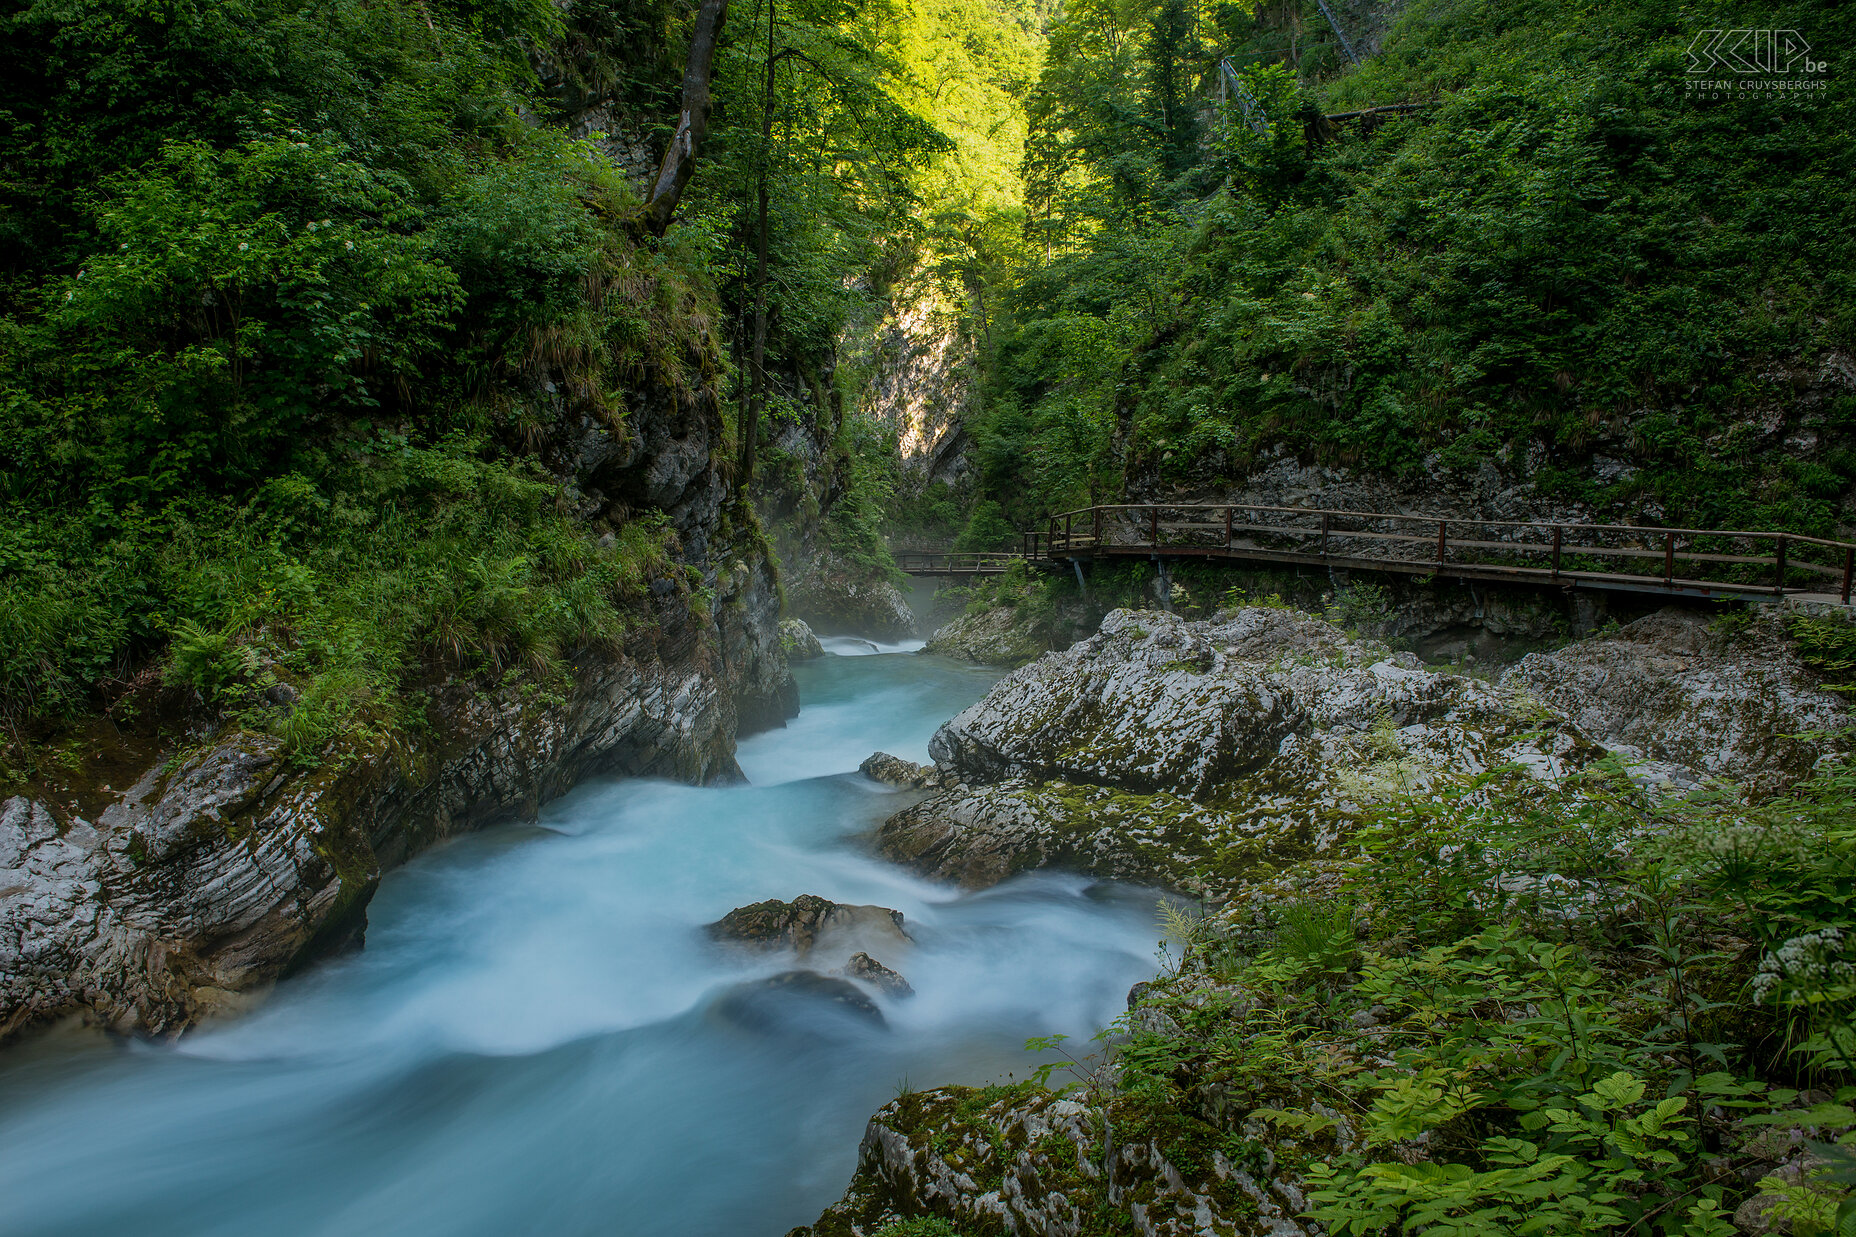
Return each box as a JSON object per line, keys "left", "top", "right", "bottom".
{"left": 1774, "top": 535, "right": 1787, "bottom": 595}
{"left": 1843, "top": 546, "right": 1853, "bottom": 606}
{"left": 1150, "top": 506, "right": 1159, "bottom": 548}
{"left": 1320, "top": 512, "right": 1330, "bottom": 557}
{"left": 1436, "top": 520, "right": 1447, "bottom": 567}
{"left": 1551, "top": 525, "right": 1562, "bottom": 579}
{"left": 1664, "top": 532, "right": 1675, "bottom": 586}
{"left": 1223, "top": 507, "right": 1232, "bottom": 548}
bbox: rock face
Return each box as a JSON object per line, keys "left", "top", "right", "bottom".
{"left": 923, "top": 602, "right": 1083, "bottom": 668}
{"left": 2, "top": 345, "right": 799, "bottom": 1042}
{"left": 1, "top": 643, "right": 754, "bottom": 1040}
{"left": 879, "top": 605, "right": 1851, "bottom": 897}
{"left": 787, "top": 551, "right": 919, "bottom": 641}
{"left": 1498, "top": 608, "right": 1851, "bottom": 796}
{"left": 706, "top": 895, "right": 913, "bottom": 958}
{"left": 884, "top": 607, "right": 1594, "bottom": 896}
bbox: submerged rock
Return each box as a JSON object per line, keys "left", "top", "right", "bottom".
{"left": 780, "top": 618, "right": 826, "bottom": 661}
{"left": 706, "top": 894, "right": 912, "bottom": 958}
{"left": 840, "top": 952, "right": 913, "bottom": 998}
{"left": 712, "top": 970, "right": 887, "bottom": 1035}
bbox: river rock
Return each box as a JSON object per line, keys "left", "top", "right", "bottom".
{"left": 840, "top": 952, "right": 913, "bottom": 997}
{"left": 1498, "top": 608, "right": 1851, "bottom": 796}
{"left": 706, "top": 895, "right": 912, "bottom": 958}
{"left": 882, "top": 607, "right": 1595, "bottom": 894}
{"left": 712, "top": 969, "right": 887, "bottom": 1034}
{"left": 858, "top": 752, "right": 946, "bottom": 790}
{"left": 780, "top": 618, "right": 826, "bottom": 661}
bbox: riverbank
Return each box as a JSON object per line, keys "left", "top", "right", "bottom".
{"left": 794, "top": 602, "right": 1856, "bottom": 1237}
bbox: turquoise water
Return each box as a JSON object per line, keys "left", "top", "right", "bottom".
{"left": 0, "top": 646, "right": 1163, "bottom": 1237}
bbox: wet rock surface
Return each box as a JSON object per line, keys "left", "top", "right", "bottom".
{"left": 840, "top": 952, "right": 913, "bottom": 998}
{"left": 712, "top": 970, "right": 887, "bottom": 1035}
{"left": 786, "top": 550, "right": 920, "bottom": 641}
{"left": 857, "top": 753, "right": 948, "bottom": 790}
{"left": 781, "top": 618, "right": 827, "bottom": 661}
{"left": 706, "top": 895, "right": 913, "bottom": 958}
{"left": 1, "top": 648, "right": 756, "bottom": 1041}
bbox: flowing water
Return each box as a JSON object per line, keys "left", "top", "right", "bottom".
{"left": 0, "top": 644, "right": 1167, "bottom": 1237}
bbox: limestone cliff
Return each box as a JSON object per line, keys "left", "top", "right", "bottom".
{"left": 1, "top": 365, "right": 795, "bottom": 1041}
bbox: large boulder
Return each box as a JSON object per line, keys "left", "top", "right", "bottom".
{"left": 858, "top": 752, "right": 947, "bottom": 790}
{"left": 1499, "top": 608, "right": 1851, "bottom": 796}
{"left": 780, "top": 618, "right": 826, "bottom": 661}
{"left": 923, "top": 604, "right": 1069, "bottom": 667}
{"left": 883, "top": 608, "right": 1594, "bottom": 895}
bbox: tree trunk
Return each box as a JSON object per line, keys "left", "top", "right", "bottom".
{"left": 738, "top": 0, "right": 778, "bottom": 486}
{"left": 640, "top": 0, "right": 730, "bottom": 236}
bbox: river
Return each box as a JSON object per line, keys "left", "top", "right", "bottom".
{"left": 0, "top": 641, "right": 1166, "bottom": 1237}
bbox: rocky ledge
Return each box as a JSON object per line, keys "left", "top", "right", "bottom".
{"left": 2, "top": 556, "right": 796, "bottom": 1042}
{"left": 873, "top": 606, "right": 1849, "bottom": 899}
{"left": 801, "top": 603, "right": 1851, "bottom": 1237}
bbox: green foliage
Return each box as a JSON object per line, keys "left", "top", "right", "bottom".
{"left": 873, "top": 1219, "right": 964, "bottom": 1237}
{"left": 1079, "top": 754, "right": 1856, "bottom": 1236}
{"left": 965, "top": 0, "right": 1856, "bottom": 532}
{"left": 1789, "top": 616, "right": 1856, "bottom": 693}
{"left": 0, "top": 0, "right": 718, "bottom": 757}
{"left": 953, "top": 500, "right": 1019, "bottom": 551}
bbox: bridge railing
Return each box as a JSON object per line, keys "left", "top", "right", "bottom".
{"left": 1043, "top": 503, "right": 1856, "bottom": 603}
{"left": 894, "top": 550, "right": 1029, "bottom": 575}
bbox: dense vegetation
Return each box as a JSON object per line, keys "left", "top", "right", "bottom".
{"left": 903, "top": 758, "right": 1856, "bottom": 1236}
{"left": 0, "top": 0, "right": 737, "bottom": 779}
{"left": 962, "top": 0, "right": 1856, "bottom": 535}
{"left": 0, "top": 0, "right": 1036, "bottom": 781}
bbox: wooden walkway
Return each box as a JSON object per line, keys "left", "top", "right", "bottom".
{"left": 898, "top": 503, "right": 1856, "bottom": 607}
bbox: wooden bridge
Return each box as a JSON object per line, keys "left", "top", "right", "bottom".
{"left": 897, "top": 503, "right": 1856, "bottom": 607}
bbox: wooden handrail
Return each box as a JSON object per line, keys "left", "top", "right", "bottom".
{"left": 899, "top": 504, "right": 1856, "bottom": 604}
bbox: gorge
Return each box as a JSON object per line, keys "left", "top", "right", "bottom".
{"left": 3, "top": 0, "right": 1854, "bottom": 1233}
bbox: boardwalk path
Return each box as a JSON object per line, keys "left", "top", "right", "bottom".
{"left": 895, "top": 503, "right": 1856, "bottom": 608}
